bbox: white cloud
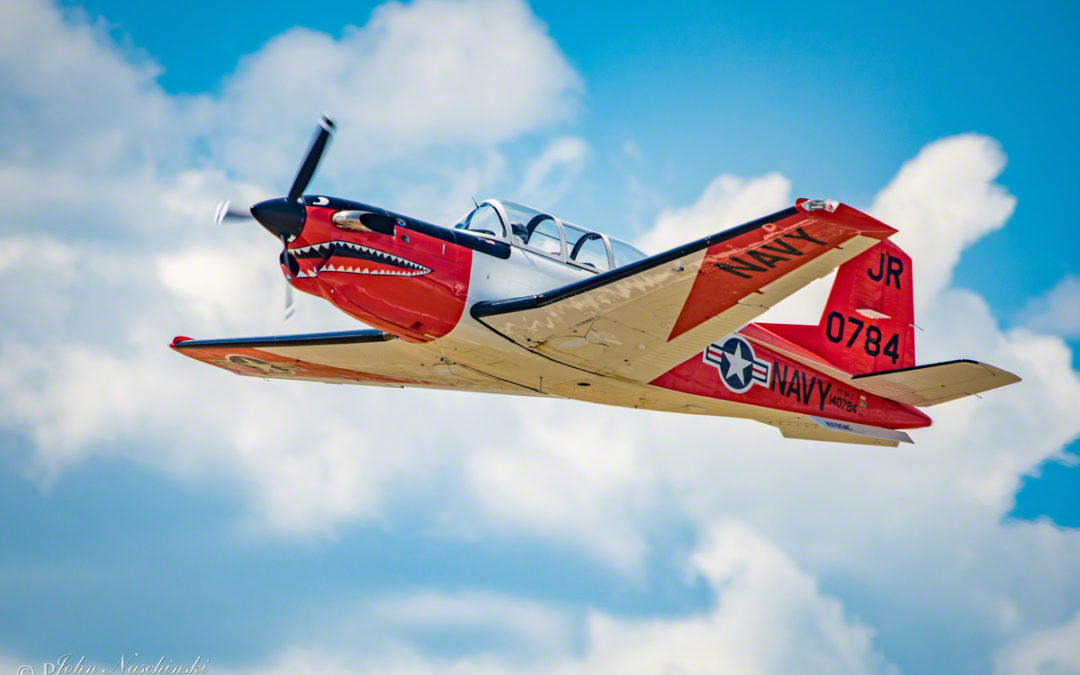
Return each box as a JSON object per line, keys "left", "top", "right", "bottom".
{"left": 573, "top": 521, "right": 894, "bottom": 675}
{"left": 0, "top": 0, "right": 585, "bottom": 537}
{"left": 365, "top": 590, "right": 575, "bottom": 658}
{"left": 156, "top": 239, "right": 285, "bottom": 332}
{"left": 465, "top": 400, "right": 657, "bottom": 575}
{"left": 239, "top": 521, "right": 892, "bottom": 673}
{"left": 216, "top": 0, "right": 582, "bottom": 186}
{"left": 0, "top": 0, "right": 580, "bottom": 238}
{"left": 994, "top": 610, "right": 1080, "bottom": 674}
{"left": 18, "top": 521, "right": 885, "bottom": 674}
{"left": 871, "top": 134, "right": 1017, "bottom": 308}
{"left": 516, "top": 136, "right": 588, "bottom": 206}
{"left": 635, "top": 172, "right": 791, "bottom": 254}
{"left": 1019, "top": 274, "right": 1080, "bottom": 339}
{"left": 0, "top": 0, "right": 201, "bottom": 172}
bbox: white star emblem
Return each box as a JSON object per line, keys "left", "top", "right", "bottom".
{"left": 723, "top": 344, "right": 752, "bottom": 381}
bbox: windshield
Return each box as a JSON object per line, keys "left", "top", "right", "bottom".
{"left": 455, "top": 203, "right": 505, "bottom": 239}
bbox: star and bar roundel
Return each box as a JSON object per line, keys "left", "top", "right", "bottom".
{"left": 704, "top": 335, "right": 773, "bottom": 394}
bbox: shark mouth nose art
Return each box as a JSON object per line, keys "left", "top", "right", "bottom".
{"left": 289, "top": 240, "right": 431, "bottom": 278}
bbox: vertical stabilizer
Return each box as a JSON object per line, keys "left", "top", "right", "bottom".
{"left": 758, "top": 240, "right": 915, "bottom": 374}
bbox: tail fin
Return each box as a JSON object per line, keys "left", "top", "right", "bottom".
{"left": 759, "top": 239, "right": 915, "bottom": 374}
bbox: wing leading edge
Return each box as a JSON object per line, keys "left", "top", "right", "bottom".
{"left": 171, "top": 329, "right": 536, "bottom": 395}
{"left": 472, "top": 200, "right": 898, "bottom": 383}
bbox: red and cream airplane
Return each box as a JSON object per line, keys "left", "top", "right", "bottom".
{"left": 173, "top": 117, "right": 1020, "bottom": 446}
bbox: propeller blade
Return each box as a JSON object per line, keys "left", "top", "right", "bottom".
{"left": 279, "top": 234, "right": 299, "bottom": 277}
{"left": 283, "top": 283, "right": 295, "bottom": 322}
{"left": 287, "top": 115, "right": 335, "bottom": 203}
{"left": 280, "top": 232, "right": 297, "bottom": 322}
{"left": 214, "top": 200, "right": 253, "bottom": 224}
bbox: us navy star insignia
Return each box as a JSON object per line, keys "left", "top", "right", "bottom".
{"left": 704, "top": 335, "right": 772, "bottom": 394}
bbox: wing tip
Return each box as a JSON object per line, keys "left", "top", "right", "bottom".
{"left": 170, "top": 336, "right": 193, "bottom": 349}
{"left": 796, "top": 197, "right": 898, "bottom": 240}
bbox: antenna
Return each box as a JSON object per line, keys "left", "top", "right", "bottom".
{"left": 472, "top": 196, "right": 480, "bottom": 208}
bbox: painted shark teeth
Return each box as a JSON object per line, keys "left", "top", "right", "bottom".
{"left": 288, "top": 240, "right": 432, "bottom": 276}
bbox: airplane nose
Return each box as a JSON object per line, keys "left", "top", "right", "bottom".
{"left": 251, "top": 198, "right": 306, "bottom": 240}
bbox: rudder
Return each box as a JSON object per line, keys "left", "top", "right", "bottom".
{"left": 758, "top": 240, "right": 915, "bottom": 374}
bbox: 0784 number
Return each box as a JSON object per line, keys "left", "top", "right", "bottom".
{"left": 824, "top": 311, "right": 900, "bottom": 364}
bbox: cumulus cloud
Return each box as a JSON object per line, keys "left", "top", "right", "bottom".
{"left": 1019, "top": 274, "right": 1080, "bottom": 339}
{"left": 216, "top": 0, "right": 582, "bottom": 186}
{"left": 0, "top": 0, "right": 201, "bottom": 172}
{"left": 516, "top": 136, "right": 589, "bottom": 206}
{"left": 465, "top": 400, "right": 657, "bottom": 575}
{"left": 871, "top": 134, "right": 1017, "bottom": 308}
{"left": 4, "top": 522, "right": 890, "bottom": 674}
{"left": 0, "top": 0, "right": 584, "bottom": 536}
{"left": 635, "top": 172, "right": 791, "bottom": 254}
{"left": 994, "top": 610, "right": 1080, "bottom": 674}
{"left": 571, "top": 521, "right": 894, "bottom": 675}
{"left": 217, "top": 523, "right": 888, "bottom": 674}
{"left": 232, "top": 522, "right": 893, "bottom": 673}
{"left": 364, "top": 590, "right": 576, "bottom": 658}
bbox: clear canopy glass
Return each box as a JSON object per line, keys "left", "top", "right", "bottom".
{"left": 454, "top": 200, "right": 646, "bottom": 272}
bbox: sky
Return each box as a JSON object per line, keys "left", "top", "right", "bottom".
{"left": 1, "top": 0, "right": 1079, "bottom": 673}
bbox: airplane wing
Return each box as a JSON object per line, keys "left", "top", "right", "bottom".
{"left": 472, "top": 200, "right": 898, "bottom": 383}
{"left": 170, "top": 329, "right": 537, "bottom": 396}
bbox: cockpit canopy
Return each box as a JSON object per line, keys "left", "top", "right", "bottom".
{"left": 454, "top": 200, "right": 647, "bottom": 272}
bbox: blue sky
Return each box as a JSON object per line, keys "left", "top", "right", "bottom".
{"left": 3, "top": 1, "right": 1080, "bottom": 673}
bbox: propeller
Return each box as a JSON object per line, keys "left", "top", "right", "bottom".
{"left": 288, "top": 116, "right": 335, "bottom": 203}
{"left": 249, "top": 115, "right": 336, "bottom": 241}
{"left": 214, "top": 199, "right": 253, "bottom": 224}
{"left": 279, "top": 233, "right": 299, "bottom": 322}
{"left": 214, "top": 115, "right": 336, "bottom": 322}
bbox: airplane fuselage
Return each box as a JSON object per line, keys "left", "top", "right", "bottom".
{"left": 283, "top": 196, "right": 930, "bottom": 432}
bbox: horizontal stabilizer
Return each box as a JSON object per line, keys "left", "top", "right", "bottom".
{"left": 773, "top": 415, "right": 911, "bottom": 447}
{"left": 851, "top": 359, "right": 1021, "bottom": 407}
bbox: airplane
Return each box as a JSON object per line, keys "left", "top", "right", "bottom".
{"left": 173, "top": 116, "right": 1021, "bottom": 447}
